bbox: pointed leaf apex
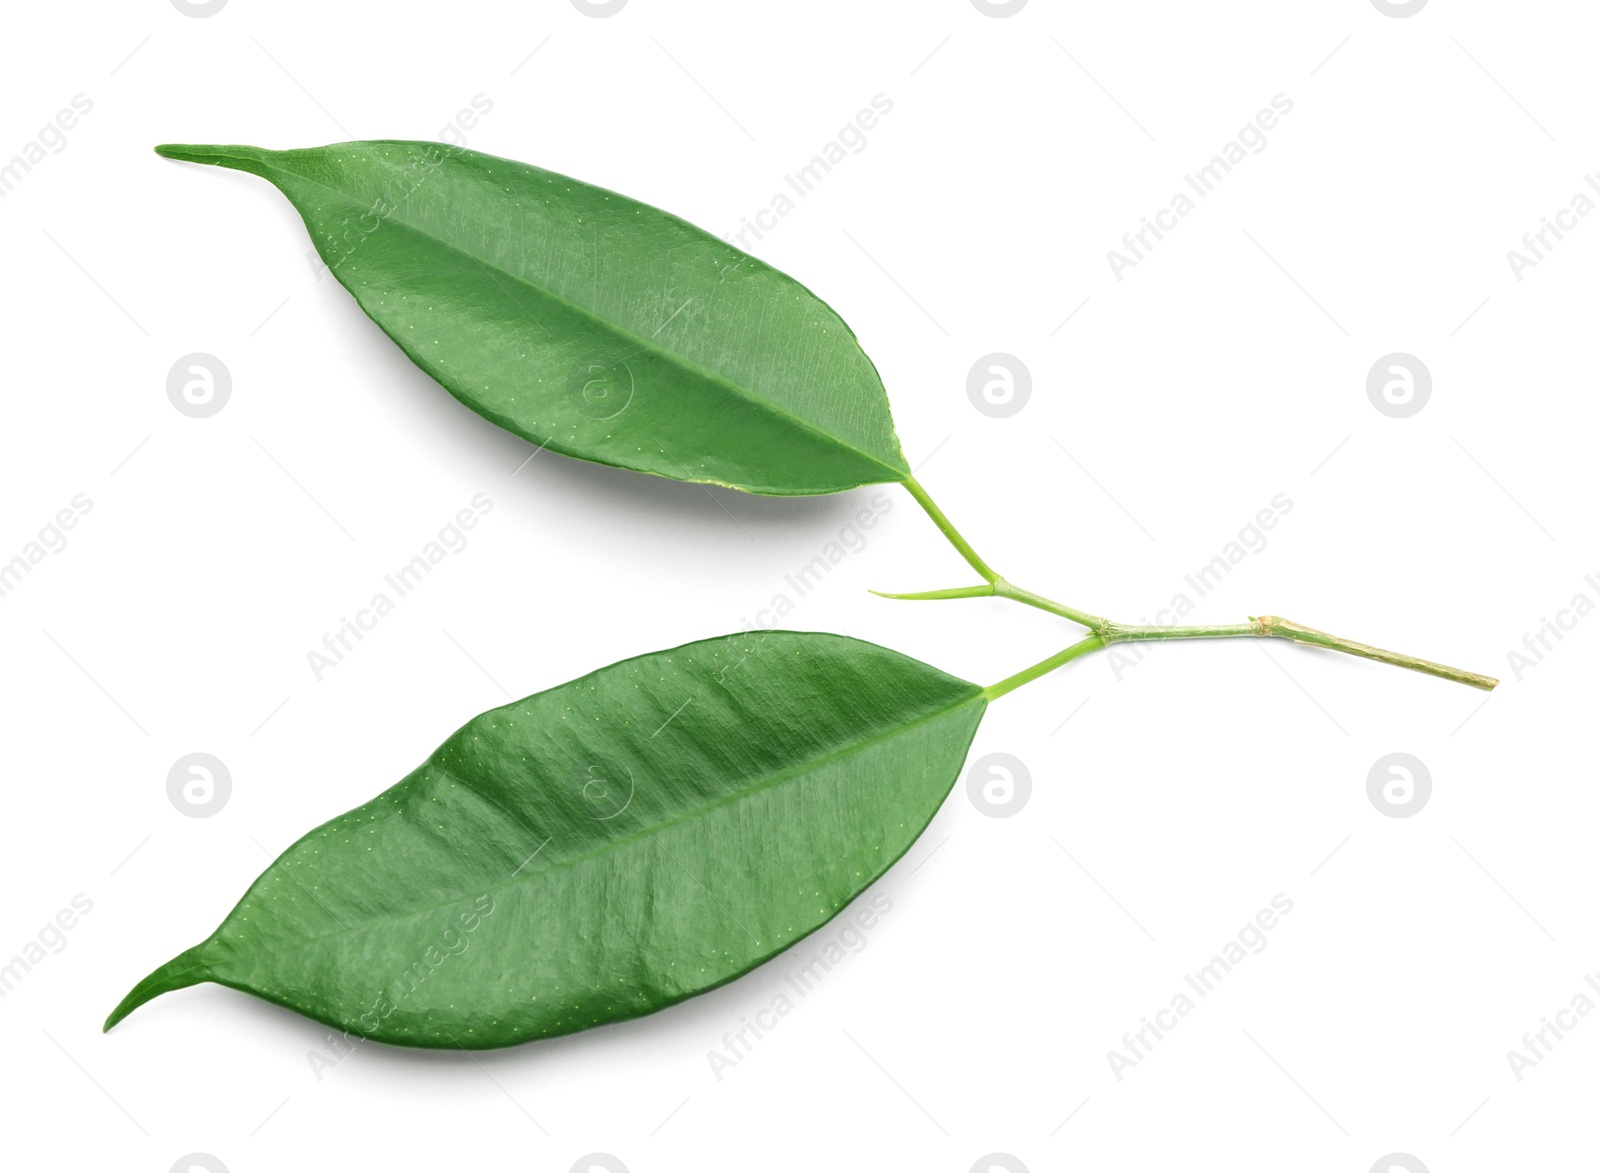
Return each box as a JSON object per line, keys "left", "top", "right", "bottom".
{"left": 103, "top": 944, "right": 210, "bottom": 1032}
{"left": 154, "top": 143, "right": 219, "bottom": 162}
{"left": 153, "top": 143, "right": 277, "bottom": 173}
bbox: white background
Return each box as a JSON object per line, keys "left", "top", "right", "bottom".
{"left": 1, "top": 1, "right": 1595, "bottom": 1170}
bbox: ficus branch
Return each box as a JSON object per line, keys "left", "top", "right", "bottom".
{"left": 884, "top": 477, "right": 1499, "bottom": 694}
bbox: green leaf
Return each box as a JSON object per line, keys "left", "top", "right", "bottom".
{"left": 106, "top": 632, "right": 984, "bottom": 1048}
{"left": 154, "top": 141, "right": 911, "bottom": 496}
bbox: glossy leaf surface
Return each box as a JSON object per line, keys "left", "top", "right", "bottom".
{"left": 155, "top": 141, "right": 911, "bottom": 495}
{"left": 106, "top": 632, "right": 984, "bottom": 1048}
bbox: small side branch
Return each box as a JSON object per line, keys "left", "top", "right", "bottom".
{"left": 870, "top": 584, "right": 994, "bottom": 602}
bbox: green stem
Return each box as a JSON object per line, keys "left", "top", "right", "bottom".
{"left": 1101, "top": 616, "right": 1499, "bottom": 691}
{"left": 903, "top": 476, "right": 1000, "bottom": 583}
{"left": 984, "top": 635, "right": 1106, "bottom": 700}
{"left": 894, "top": 479, "right": 1499, "bottom": 693}
{"left": 992, "top": 579, "right": 1104, "bottom": 630}
{"left": 981, "top": 617, "right": 1497, "bottom": 701}
{"left": 893, "top": 479, "right": 1105, "bottom": 626}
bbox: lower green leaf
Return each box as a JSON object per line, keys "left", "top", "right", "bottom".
{"left": 106, "top": 631, "right": 985, "bottom": 1048}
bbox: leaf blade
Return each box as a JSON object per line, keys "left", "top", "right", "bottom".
{"left": 107, "top": 632, "right": 984, "bottom": 1047}
{"left": 155, "top": 141, "right": 911, "bottom": 495}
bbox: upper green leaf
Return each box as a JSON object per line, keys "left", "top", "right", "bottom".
{"left": 155, "top": 141, "right": 912, "bottom": 495}
{"left": 106, "top": 631, "right": 984, "bottom": 1048}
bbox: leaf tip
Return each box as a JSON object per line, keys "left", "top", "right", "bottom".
{"left": 153, "top": 143, "right": 255, "bottom": 168}
{"left": 103, "top": 944, "right": 210, "bottom": 1033}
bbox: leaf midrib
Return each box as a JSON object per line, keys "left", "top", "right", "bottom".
{"left": 212, "top": 146, "right": 909, "bottom": 484}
